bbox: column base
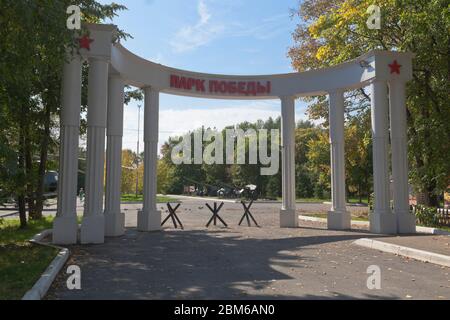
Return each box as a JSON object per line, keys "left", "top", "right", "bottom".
{"left": 395, "top": 210, "right": 416, "bottom": 234}
{"left": 327, "top": 210, "right": 351, "bottom": 230}
{"left": 104, "top": 212, "right": 125, "bottom": 237}
{"left": 53, "top": 216, "right": 78, "bottom": 245}
{"left": 370, "top": 210, "right": 397, "bottom": 234}
{"left": 280, "top": 209, "right": 298, "bottom": 228}
{"left": 137, "top": 210, "right": 161, "bottom": 232}
{"left": 81, "top": 214, "right": 105, "bottom": 244}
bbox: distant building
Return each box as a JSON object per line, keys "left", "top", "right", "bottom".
{"left": 444, "top": 186, "right": 450, "bottom": 209}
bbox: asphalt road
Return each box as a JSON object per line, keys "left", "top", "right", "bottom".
{"left": 46, "top": 198, "right": 449, "bottom": 300}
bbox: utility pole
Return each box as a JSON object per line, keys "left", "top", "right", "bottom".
{"left": 135, "top": 104, "right": 141, "bottom": 198}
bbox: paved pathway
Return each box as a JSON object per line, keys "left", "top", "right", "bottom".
{"left": 46, "top": 199, "right": 450, "bottom": 300}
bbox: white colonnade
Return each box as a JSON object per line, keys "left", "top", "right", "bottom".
{"left": 327, "top": 90, "right": 351, "bottom": 230}
{"left": 137, "top": 87, "right": 161, "bottom": 232}
{"left": 104, "top": 75, "right": 126, "bottom": 237}
{"left": 53, "top": 23, "right": 416, "bottom": 244}
{"left": 280, "top": 96, "right": 297, "bottom": 227}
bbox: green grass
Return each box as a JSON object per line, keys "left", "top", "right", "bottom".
{"left": 348, "top": 197, "right": 369, "bottom": 205}
{"left": 0, "top": 217, "right": 58, "bottom": 300}
{"left": 121, "top": 194, "right": 178, "bottom": 203}
{"left": 437, "top": 225, "right": 450, "bottom": 232}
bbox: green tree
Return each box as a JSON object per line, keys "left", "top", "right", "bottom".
{"left": 289, "top": 0, "right": 450, "bottom": 206}
{"left": 0, "top": 1, "right": 128, "bottom": 227}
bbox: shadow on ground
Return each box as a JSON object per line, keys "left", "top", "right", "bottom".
{"left": 47, "top": 226, "right": 401, "bottom": 300}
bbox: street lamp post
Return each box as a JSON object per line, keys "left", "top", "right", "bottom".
{"left": 135, "top": 104, "right": 141, "bottom": 198}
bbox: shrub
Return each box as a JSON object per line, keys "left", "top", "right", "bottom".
{"left": 415, "top": 205, "right": 441, "bottom": 228}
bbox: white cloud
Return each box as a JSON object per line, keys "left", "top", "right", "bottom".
{"left": 198, "top": 0, "right": 211, "bottom": 24}
{"left": 170, "top": 0, "right": 224, "bottom": 53}
{"left": 229, "top": 13, "right": 291, "bottom": 40}
{"left": 122, "top": 103, "right": 281, "bottom": 152}
{"left": 121, "top": 101, "right": 310, "bottom": 154}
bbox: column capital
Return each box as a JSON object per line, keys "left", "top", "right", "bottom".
{"left": 279, "top": 95, "right": 296, "bottom": 102}
{"left": 109, "top": 73, "right": 123, "bottom": 80}
{"left": 370, "top": 78, "right": 387, "bottom": 86}
{"left": 327, "top": 88, "right": 345, "bottom": 96}
{"left": 142, "top": 85, "right": 161, "bottom": 94}
{"left": 388, "top": 78, "right": 408, "bottom": 91}
{"left": 88, "top": 55, "right": 110, "bottom": 63}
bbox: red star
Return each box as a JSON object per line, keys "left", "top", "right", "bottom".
{"left": 389, "top": 60, "right": 402, "bottom": 75}
{"left": 78, "top": 35, "right": 94, "bottom": 50}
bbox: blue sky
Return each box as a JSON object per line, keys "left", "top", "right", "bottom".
{"left": 97, "top": 0, "right": 308, "bottom": 151}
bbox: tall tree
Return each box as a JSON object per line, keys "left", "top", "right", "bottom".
{"left": 289, "top": 0, "right": 450, "bottom": 206}
{"left": 0, "top": 1, "right": 128, "bottom": 226}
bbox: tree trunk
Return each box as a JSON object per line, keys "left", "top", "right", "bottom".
{"left": 18, "top": 195, "right": 27, "bottom": 229}
{"left": 24, "top": 127, "right": 37, "bottom": 219}
{"left": 358, "top": 183, "right": 363, "bottom": 204}
{"left": 18, "top": 128, "right": 27, "bottom": 228}
{"left": 34, "top": 102, "right": 51, "bottom": 218}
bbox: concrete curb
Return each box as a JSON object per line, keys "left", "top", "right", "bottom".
{"left": 416, "top": 226, "right": 450, "bottom": 236}
{"left": 298, "top": 215, "right": 450, "bottom": 235}
{"left": 22, "top": 230, "right": 70, "bottom": 300}
{"left": 299, "top": 215, "right": 368, "bottom": 227}
{"left": 353, "top": 238, "right": 450, "bottom": 268}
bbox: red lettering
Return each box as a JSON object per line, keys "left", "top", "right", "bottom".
{"left": 187, "top": 78, "right": 195, "bottom": 90}
{"left": 179, "top": 77, "right": 187, "bottom": 90}
{"left": 196, "top": 79, "right": 206, "bottom": 92}
{"left": 218, "top": 81, "right": 228, "bottom": 93}
{"left": 228, "top": 82, "right": 237, "bottom": 94}
{"left": 170, "top": 75, "right": 180, "bottom": 88}
{"left": 171, "top": 75, "right": 271, "bottom": 96}
{"left": 247, "top": 82, "right": 257, "bottom": 96}
{"left": 209, "top": 80, "right": 218, "bottom": 93}
{"left": 257, "top": 82, "right": 266, "bottom": 94}
{"left": 238, "top": 82, "right": 246, "bottom": 94}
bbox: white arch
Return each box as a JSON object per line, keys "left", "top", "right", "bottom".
{"left": 111, "top": 43, "right": 409, "bottom": 99}
{"left": 52, "top": 23, "right": 416, "bottom": 245}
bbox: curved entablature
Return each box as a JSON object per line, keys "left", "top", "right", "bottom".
{"left": 110, "top": 43, "right": 413, "bottom": 100}
{"left": 84, "top": 23, "right": 413, "bottom": 100}
{"left": 53, "top": 23, "right": 417, "bottom": 245}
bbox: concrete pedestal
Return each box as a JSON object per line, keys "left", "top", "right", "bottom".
{"left": 396, "top": 210, "right": 417, "bottom": 234}
{"left": 81, "top": 215, "right": 105, "bottom": 244}
{"left": 327, "top": 211, "right": 351, "bottom": 230}
{"left": 370, "top": 211, "right": 397, "bottom": 234}
{"left": 53, "top": 216, "right": 78, "bottom": 245}
{"left": 105, "top": 212, "right": 125, "bottom": 237}
{"left": 280, "top": 209, "right": 298, "bottom": 228}
{"left": 138, "top": 210, "right": 162, "bottom": 232}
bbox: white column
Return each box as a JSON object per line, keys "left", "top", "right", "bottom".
{"left": 81, "top": 58, "right": 109, "bottom": 244}
{"left": 104, "top": 75, "right": 125, "bottom": 237}
{"left": 53, "top": 54, "right": 82, "bottom": 245}
{"left": 137, "top": 87, "right": 161, "bottom": 231}
{"left": 327, "top": 90, "right": 351, "bottom": 230}
{"left": 280, "top": 96, "right": 297, "bottom": 227}
{"left": 370, "top": 80, "right": 397, "bottom": 234}
{"left": 389, "top": 80, "right": 416, "bottom": 233}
